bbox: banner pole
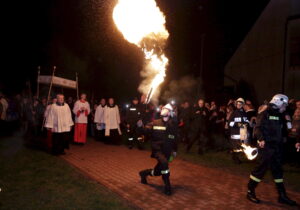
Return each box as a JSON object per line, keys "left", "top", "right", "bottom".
{"left": 76, "top": 72, "right": 79, "bottom": 100}
{"left": 47, "top": 66, "right": 56, "bottom": 104}
{"left": 42, "top": 66, "right": 56, "bottom": 131}
{"left": 37, "top": 66, "right": 40, "bottom": 99}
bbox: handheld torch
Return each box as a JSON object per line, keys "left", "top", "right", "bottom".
{"left": 145, "top": 87, "right": 154, "bottom": 104}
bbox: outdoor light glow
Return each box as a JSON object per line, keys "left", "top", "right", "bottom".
{"left": 113, "top": 0, "right": 169, "bottom": 104}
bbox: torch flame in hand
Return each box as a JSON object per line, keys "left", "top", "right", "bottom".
{"left": 113, "top": 0, "right": 169, "bottom": 104}
{"left": 241, "top": 144, "right": 258, "bottom": 160}
{"left": 234, "top": 144, "right": 258, "bottom": 160}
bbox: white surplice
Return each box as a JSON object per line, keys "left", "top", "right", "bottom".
{"left": 73, "top": 100, "right": 90, "bottom": 124}
{"left": 104, "top": 105, "right": 122, "bottom": 136}
{"left": 94, "top": 105, "right": 106, "bottom": 130}
{"left": 45, "top": 103, "right": 74, "bottom": 133}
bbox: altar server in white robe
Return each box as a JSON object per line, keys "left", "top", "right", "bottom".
{"left": 44, "top": 97, "right": 57, "bottom": 151}
{"left": 104, "top": 98, "right": 122, "bottom": 144}
{"left": 94, "top": 98, "right": 106, "bottom": 141}
{"left": 45, "top": 94, "right": 74, "bottom": 155}
{"left": 73, "top": 93, "right": 90, "bottom": 144}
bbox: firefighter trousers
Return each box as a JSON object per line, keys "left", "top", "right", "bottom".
{"left": 250, "top": 144, "right": 283, "bottom": 183}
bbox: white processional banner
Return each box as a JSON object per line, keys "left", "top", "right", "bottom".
{"left": 38, "top": 75, "right": 77, "bottom": 89}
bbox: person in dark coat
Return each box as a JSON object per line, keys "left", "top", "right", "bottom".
{"left": 228, "top": 98, "right": 249, "bottom": 164}
{"left": 138, "top": 103, "right": 178, "bottom": 195}
{"left": 247, "top": 94, "right": 298, "bottom": 206}
{"left": 186, "top": 99, "right": 209, "bottom": 154}
{"left": 244, "top": 103, "right": 257, "bottom": 146}
{"left": 178, "top": 101, "right": 191, "bottom": 144}
{"left": 124, "top": 97, "right": 144, "bottom": 149}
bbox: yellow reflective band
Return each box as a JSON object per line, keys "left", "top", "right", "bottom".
{"left": 168, "top": 135, "right": 175, "bottom": 139}
{"left": 250, "top": 175, "right": 261, "bottom": 182}
{"left": 153, "top": 126, "right": 166, "bottom": 130}
{"left": 269, "top": 116, "right": 279, "bottom": 120}
{"left": 274, "top": 179, "right": 283, "bottom": 183}
{"left": 161, "top": 169, "right": 170, "bottom": 174}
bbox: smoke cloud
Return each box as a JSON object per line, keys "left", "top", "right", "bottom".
{"left": 161, "top": 75, "right": 199, "bottom": 103}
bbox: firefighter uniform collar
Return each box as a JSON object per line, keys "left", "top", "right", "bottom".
{"left": 267, "top": 105, "right": 280, "bottom": 114}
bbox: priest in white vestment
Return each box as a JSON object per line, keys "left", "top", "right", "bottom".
{"left": 45, "top": 94, "right": 74, "bottom": 155}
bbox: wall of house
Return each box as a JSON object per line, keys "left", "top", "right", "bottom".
{"left": 224, "top": 0, "right": 300, "bottom": 103}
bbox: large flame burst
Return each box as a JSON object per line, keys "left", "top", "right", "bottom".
{"left": 113, "top": 0, "right": 169, "bottom": 103}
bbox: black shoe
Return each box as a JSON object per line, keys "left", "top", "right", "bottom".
{"left": 278, "top": 194, "right": 297, "bottom": 206}
{"left": 139, "top": 170, "right": 149, "bottom": 184}
{"left": 164, "top": 185, "right": 172, "bottom": 196}
{"left": 247, "top": 191, "right": 260, "bottom": 204}
{"left": 128, "top": 146, "right": 133, "bottom": 150}
{"left": 276, "top": 183, "right": 297, "bottom": 206}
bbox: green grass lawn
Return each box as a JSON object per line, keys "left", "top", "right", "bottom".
{"left": 0, "top": 133, "right": 133, "bottom": 210}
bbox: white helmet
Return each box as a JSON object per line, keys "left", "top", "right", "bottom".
{"left": 270, "top": 94, "right": 289, "bottom": 112}
{"left": 236, "top": 98, "right": 245, "bottom": 104}
{"left": 160, "top": 103, "right": 173, "bottom": 117}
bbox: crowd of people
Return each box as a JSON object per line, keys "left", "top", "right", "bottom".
{"left": 1, "top": 91, "right": 300, "bottom": 203}
{"left": 0, "top": 91, "right": 299, "bottom": 163}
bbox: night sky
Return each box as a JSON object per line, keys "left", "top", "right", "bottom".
{"left": 2, "top": 0, "right": 269, "bottom": 102}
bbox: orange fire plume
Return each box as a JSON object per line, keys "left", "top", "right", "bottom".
{"left": 113, "top": 0, "right": 169, "bottom": 103}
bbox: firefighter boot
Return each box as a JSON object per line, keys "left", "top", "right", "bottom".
{"left": 162, "top": 174, "right": 172, "bottom": 196}
{"left": 247, "top": 179, "right": 260, "bottom": 203}
{"left": 276, "top": 183, "right": 297, "bottom": 206}
{"left": 139, "top": 169, "right": 152, "bottom": 184}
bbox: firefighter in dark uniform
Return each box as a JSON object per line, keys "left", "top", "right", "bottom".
{"left": 228, "top": 98, "right": 249, "bottom": 164}
{"left": 138, "top": 103, "right": 178, "bottom": 195}
{"left": 125, "top": 97, "right": 143, "bottom": 149}
{"left": 247, "top": 94, "right": 298, "bottom": 206}
{"left": 186, "top": 99, "right": 209, "bottom": 154}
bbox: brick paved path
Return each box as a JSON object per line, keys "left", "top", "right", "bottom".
{"left": 61, "top": 140, "right": 300, "bottom": 210}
